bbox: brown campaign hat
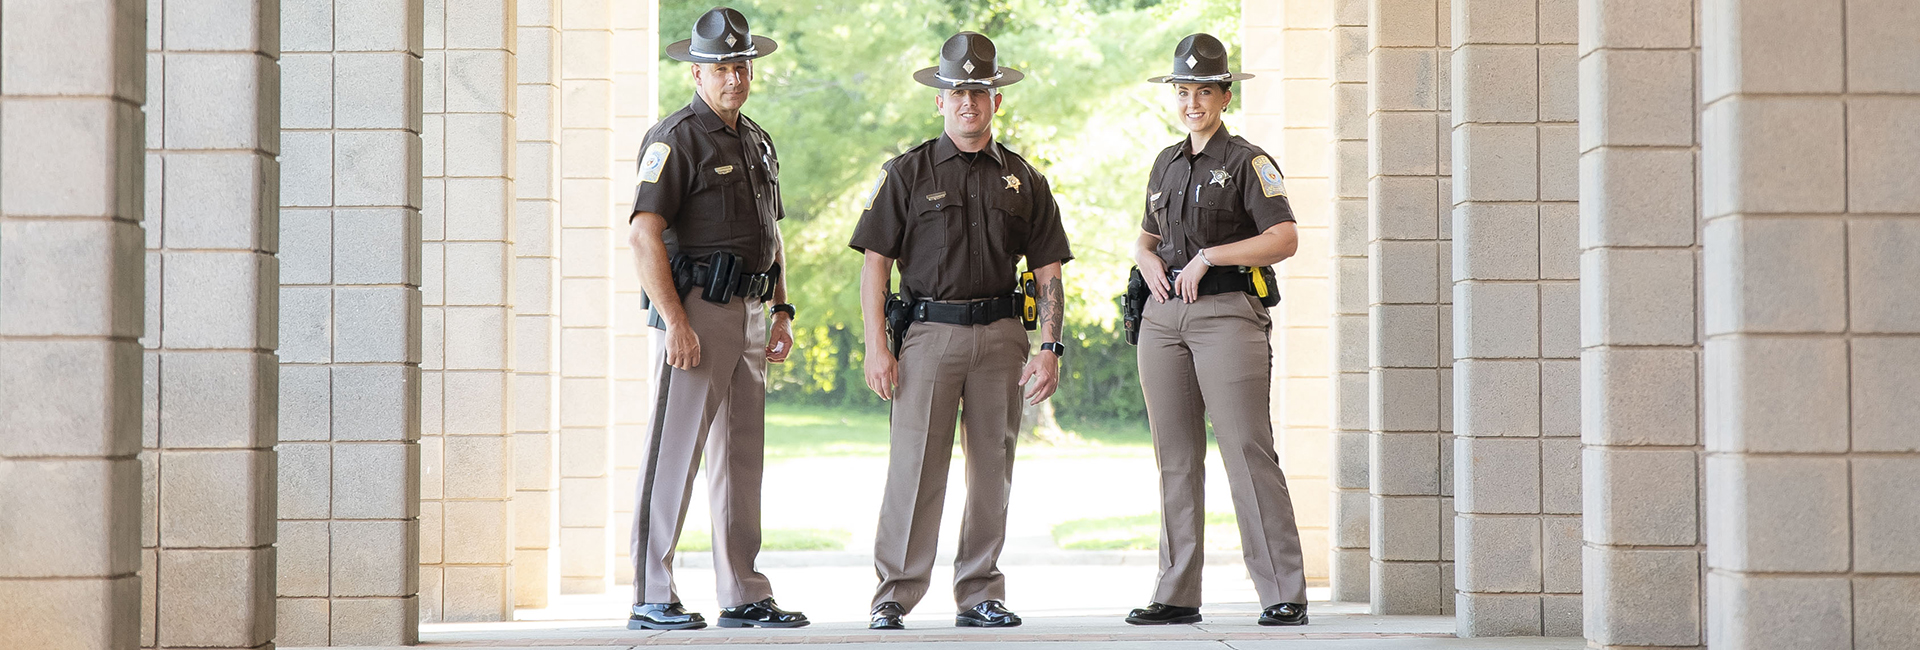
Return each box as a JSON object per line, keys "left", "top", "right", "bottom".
{"left": 912, "top": 32, "right": 1025, "bottom": 89}
{"left": 665, "top": 6, "right": 778, "bottom": 63}
{"left": 1147, "top": 33, "right": 1254, "bottom": 83}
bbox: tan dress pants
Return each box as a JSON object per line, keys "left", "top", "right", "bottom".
{"left": 1137, "top": 292, "right": 1308, "bottom": 608}
{"left": 871, "top": 318, "right": 1029, "bottom": 612}
{"left": 629, "top": 294, "right": 773, "bottom": 607}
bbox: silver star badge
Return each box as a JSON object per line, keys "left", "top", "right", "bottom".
{"left": 1004, "top": 175, "right": 1021, "bottom": 193}
{"left": 1186, "top": 55, "right": 1198, "bottom": 68}
{"left": 726, "top": 33, "right": 738, "bottom": 47}
{"left": 963, "top": 60, "right": 976, "bottom": 74}
{"left": 1210, "top": 169, "right": 1230, "bottom": 187}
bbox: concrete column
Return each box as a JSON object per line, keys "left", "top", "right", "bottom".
{"left": 1700, "top": 0, "right": 1920, "bottom": 647}
{"left": 512, "top": 0, "right": 563, "bottom": 610}
{"left": 141, "top": 1, "right": 280, "bottom": 647}
{"left": 1577, "top": 0, "right": 1702, "bottom": 647}
{"left": 1245, "top": 0, "right": 1335, "bottom": 589}
{"left": 1365, "top": 0, "right": 1453, "bottom": 615}
{"left": 608, "top": 0, "right": 660, "bottom": 588}
{"left": 0, "top": 1, "right": 147, "bottom": 648}
{"left": 556, "top": 0, "right": 617, "bottom": 595}
{"left": 1327, "top": 0, "right": 1373, "bottom": 604}
{"left": 421, "top": 0, "right": 518, "bottom": 623}
{"left": 275, "top": 0, "right": 426, "bottom": 643}
{"left": 1448, "top": 0, "right": 1581, "bottom": 637}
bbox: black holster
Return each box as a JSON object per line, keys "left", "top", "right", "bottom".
{"left": 884, "top": 290, "right": 914, "bottom": 357}
{"left": 1121, "top": 266, "right": 1148, "bottom": 345}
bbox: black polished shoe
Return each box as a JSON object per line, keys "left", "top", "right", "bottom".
{"left": 870, "top": 601, "right": 906, "bottom": 630}
{"left": 1258, "top": 602, "right": 1308, "bottom": 626}
{"left": 718, "top": 597, "right": 809, "bottom": 628}
{"left": 628, "top": 602, "right": 707, "bottom": 630}
{"left": 1125, "top": 602, "right": 1202, "bottom": 625}
{"left": 955, "top": 599, "right": 1022, "bottom": 628}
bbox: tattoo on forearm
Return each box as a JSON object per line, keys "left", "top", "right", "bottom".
{"left": 1042, "top": 276, "right": 1064, "bottom": 343}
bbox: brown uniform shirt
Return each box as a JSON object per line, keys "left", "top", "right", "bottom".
{"left": 849, "top": 134, "right": 1074, "bottom": 301}
{"left": 631, "top": 93, "right": 784, "bottom": 273}
{"left": 1141, "top": 127, "right": 1295, "bottom": 269}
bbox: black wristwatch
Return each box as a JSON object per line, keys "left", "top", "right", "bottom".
{"left": 771, "top": 303, "right": 796, "bottom": 320}
{"left": 1039, "top": 341, "right": 1067, "bottom": 357}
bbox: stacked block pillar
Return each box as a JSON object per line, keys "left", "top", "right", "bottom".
{"left": 275, "top": 0, "right": 426, "bottom": 642}
{"left": 1326, "top": 0, "right": 1373, "bottom": 603}
{"left": 1365, "top": 0, "right": 1454, "bottom": 615}
{"left": 1448, "top": 0, "right": 1582, "bottom": 636}
{"left": 1700, "top": 0, "right": 1920, "bottom": 647}
{"left": 1246, "top": 0, "right": 1335, "bottom": 588}
{"left": 1577, "top": 0, "right": 1704, "bottom": 647}
{"left": 420, "top": 0, "right": 519, "bottom": 623}
{"left": 0, "top": 0, "right": 148, "bottom": 648}
{"left": 609, "top": 1, "right": 660, "bottom": 587}
{"left": 557, "top": 0, "right": 618, "bottom": 595}
{"left": 513, "top": 0, "right": 564, "bottom": 610}
{"left": 141, "top": 0, "right": 281, "bottom": 647}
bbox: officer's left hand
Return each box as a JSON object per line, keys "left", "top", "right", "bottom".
{"left": 1174, "top": 253, "right": 1211, "bottom": 303}
{"left": 767, "top": 314, "right": 795, "bottom": 363}
{"left": 1020, "top": 351, "right": 1060, "bottom": 405}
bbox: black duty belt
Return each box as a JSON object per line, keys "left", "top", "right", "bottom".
{"left": 910, "top": 294, "right": 1020, "bottom": 326}
{"left": 671, "top": 252, "right": 778, "bottom": 303}
{"left": 1174, "top": 267, "right": 1259, "bottom": 297}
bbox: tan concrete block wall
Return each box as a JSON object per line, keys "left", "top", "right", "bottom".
{"left": 608, "top": 0, "right": 659, "bottom": 588}
{"left": 557, "top": 0, "right": 618, "bottom": 596}
{"left": 421, "top": 0, "right": 519, "bottom": 623}
{"left": 275, "top": 0, "right": 428, "bottom": 643}
{"left": 1578, "top": 0, "right": 1704, "bottom": 647}
{"left": 0, "top": 1, "right": 149, "bottom": 648}
{"left": 1246, "top": 0, "right": 1336, "bottom": 589}
{"left": 1448, "top": 0, "right": 1582, "bottom": 637}
{"left": 1366, "top": 0, "right": 1455, "bottom": 616}
{"left": 142, "top": 1, "right": 283, "bottom": 647}
{"left": 513, "top": 0, "right": 564, "bottom": 611}
{"left": 1326, "top": 0, "right": 1374, "bottom": 604}
{"left": 1699, "top": 0, "right": 1920, "bottom": 647}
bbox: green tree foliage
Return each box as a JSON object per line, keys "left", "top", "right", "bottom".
{"left": 655, "top": 0, "right": 1240, "bottom": 421}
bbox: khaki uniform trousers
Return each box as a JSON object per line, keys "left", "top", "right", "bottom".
{"left": 1137, "top": 292, "right": 1308, "bottom": 607}
{"left": 872, "top": 318, "right": 1028, "bottom": 612}
{"left": 629, "top": 294, "right": 773, "bottom": 608}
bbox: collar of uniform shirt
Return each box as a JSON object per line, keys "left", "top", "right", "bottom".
{"left": 1182, "top": 125, "right": 1233, "bottom": 161}
{"left": 689, "top": 92, "right": 742, "bottom": 134}
{"left": 932, "top": 132, "right": 1007, "bottom": 168}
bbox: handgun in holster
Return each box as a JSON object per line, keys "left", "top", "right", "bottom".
{"left": 1243, "top": 264, "right": 1281, "bottom": 308}
{"left": 1018, "top": 270, "right": 1039, "bottom": 331}
{"left": 883, "top": 284, "right": 915, "bottom": 357}
{"left": 1121, "top": 266, "right": 1149, "bottom": 345}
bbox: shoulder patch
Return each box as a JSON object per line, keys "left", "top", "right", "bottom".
{"left": 1251, "top": 155, "right": 1287, "bottom": 198}
{"left": 862, "top": 169, "right": 888, "bottom": 211}
{"left": 639, "top": 142, "right": 671, "bottom": 184}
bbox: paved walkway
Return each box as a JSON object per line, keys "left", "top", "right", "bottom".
{"left": 345, "top": 566, "right": 1580, "bottom": 650}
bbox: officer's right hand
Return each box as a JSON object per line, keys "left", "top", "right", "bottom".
{"left": 1135, "top": 250, "right": 1172, "bottom": 303}
{"left": 865, "top": 347, "right": 898, "bottom": 401}
{"left": 666, "top": 322, "right": 702, "bottom": 370}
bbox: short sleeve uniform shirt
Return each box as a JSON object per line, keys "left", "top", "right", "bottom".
{"left": 631, "top": 93, "right": 785, "bottom": 273}
{"left": 1140, "top": 127, "right": 1295, "bottom": 269}
{"left": 848, "top": 134, "right": 1073, "bottom": 301}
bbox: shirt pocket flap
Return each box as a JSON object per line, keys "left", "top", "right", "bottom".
{"left": 911, "top": 187, "right": 964, "bottom": 214}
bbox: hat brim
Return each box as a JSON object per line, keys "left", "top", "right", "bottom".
{"left": 1147, "top": 72, "right": 1256, "bottom": 83}
{"left": 665, "top": 35, "right": 779, "bottom": 63}
{"left": 913, "top": 65, "right": 1025, "bottom": 89}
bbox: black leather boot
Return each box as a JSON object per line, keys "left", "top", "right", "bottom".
{"left": 1126, "top": 602, "right": 1202, "bottom": 625}
{"left": 1258, "top": 602, "right": 1308, "bottom": 626}
{"left": 628, "top": 602, "right": 706, "bottom": 630}
{"left": 717, "top": 597, "right": 809, "bottom": 628}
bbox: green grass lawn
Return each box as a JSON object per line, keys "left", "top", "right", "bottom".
{"left": 764, "top": 403, "right": 1159, "bottom": 459}
{"left": 1051, "top": 512, "right": 1244, "bottom": 551}
{"left": 675, "top": 527, "right": 852, "bottom": 553}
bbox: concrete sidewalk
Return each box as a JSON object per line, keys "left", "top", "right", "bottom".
{"left": 337, "top": 565, "right": 1582, "bottom": 650}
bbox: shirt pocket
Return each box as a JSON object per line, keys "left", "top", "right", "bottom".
{"left": 1197, "top": 184, "right": 1245, "bottom": 244}
{"left": 1148, "top": 191, "right": 1172, "bottom": 235}
{"left": 701, "top": 159, "right": 754, "bottom": 223}
{"left": 989, "top": 188, "right": 1031, "bottom": 253}
{"left": 909, "top": 185, "right": 966, "bottom": 250}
